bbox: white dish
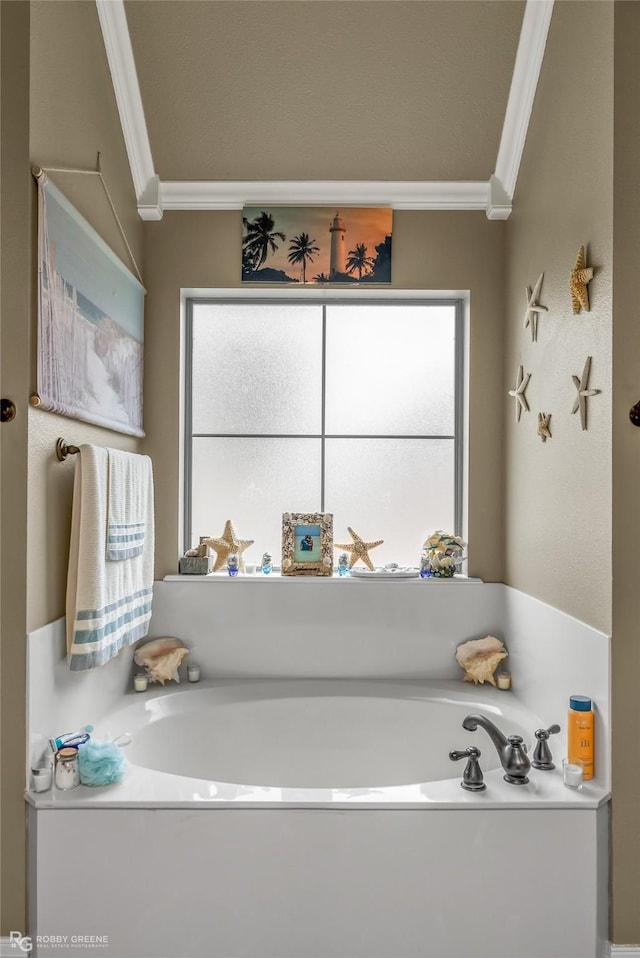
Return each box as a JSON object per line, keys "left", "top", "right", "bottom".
{"left": 348, "top": 567, "right": 419, "bottom": 579}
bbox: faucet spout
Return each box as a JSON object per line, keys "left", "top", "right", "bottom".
{"left": 462, "top": 713, "right": 530, "bottom": 785}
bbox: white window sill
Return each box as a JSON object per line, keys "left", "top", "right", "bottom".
{"left": 163, "top": 572, "right": 484, "bottom": 584}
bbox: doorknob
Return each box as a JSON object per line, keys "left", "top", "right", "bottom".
{"left": 1, "top": 398, "right": 16, "bottom": 423}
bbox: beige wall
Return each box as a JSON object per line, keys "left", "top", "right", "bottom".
{"left": 143, "top": 209, "right": 506, "bottom": 583}
{"left": 28, "top": 0, "right": 144, "bottom": 634}
{"left": 3, "top": 0, "right": 638, "bottom": 946}
{"left": 504, "top": 0, "right": 613, "bottom": 636}
{"left": 125, "top": 0, "right": 524, "bottom": 183}
{"left": 611, "top": 0, "right": 640, "bottom": 944}
{"left": 504, "top": 0, "right": 640, "bottom": 944}
{"left": 1, "top": 0, "right": 31, "bottom": 934}
{"left": 2, "top": 0, "right": 144, "bottom": 936}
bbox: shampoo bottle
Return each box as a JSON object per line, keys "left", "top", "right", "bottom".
{"left": 567, "top": 695, "right": 594, "bottom": 781}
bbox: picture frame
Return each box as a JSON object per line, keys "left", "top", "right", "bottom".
{"left": 35, "top": 173, "right": 145, "bottom": 437}
{"left": 281, "top": 512, "right": 334, "bottom": 576}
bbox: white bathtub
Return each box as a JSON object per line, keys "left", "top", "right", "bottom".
{"left": 28, "top": 679, "right": 610, "bottom": 958}
{"left": 34, "top": 678, "right": 605, "bottom": 808}
{"left": 122, "top": 679, "right": 533, "bottom": 789}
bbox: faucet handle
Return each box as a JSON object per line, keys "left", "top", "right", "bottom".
{"left": 449, "top": 746, "right": 486, "bottom": 791}
{"left": 532, "top": 724, "right": 561, "bottom": 770}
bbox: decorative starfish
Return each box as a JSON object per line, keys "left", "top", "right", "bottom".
{"left": 333, "top": 526, "right": 384, "bottom": 571}
{"left": 571, "top": 355, "right": 600, "bottom": 430}
{"left": 203, "top": 520, "right": 254, "bottom": 572}
{"left": 508, "top": 364, "right": 531, "bottom": 422}
{"left": 523, "top": 273, "right": 547, "bottom": 342}
{"left": 537, "top": 412, "right": 552, "bottom": 442}
{"left": 570, "top": 246, "right": 594, "bottom": 314}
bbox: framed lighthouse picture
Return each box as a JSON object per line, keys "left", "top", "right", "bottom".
{"left": 242, "top": 207, "right": 393, "bottom": 285}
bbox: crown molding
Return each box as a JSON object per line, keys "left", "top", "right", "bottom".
{"left": 160, "top": 180, "right": 490, "bottom": 213}
{"left": 494, "top": 0, "right": 554, "bottom": 199}
{"left": 95, "top": 0, "right": 159, "bottom": 215}
{"left": 97, "top": 0, "right": 554, "bottom": 221}
{"left": 486, "top": 174, "right": 512, "bottom": 221}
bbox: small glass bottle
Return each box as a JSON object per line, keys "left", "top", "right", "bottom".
{"left": 261, "top": 552, "right": 272, "bottom": 575}
{"left": 134, "top": 672, "right": 148, "bottom": 692}
{"left": 338, "top": 553, "right": 349, "bottom": 576}
{"left": 227, "top": 553, "right": 239, "bottom": 576}
{"left": 420, "top": 554, "right": 432, "bottom": 578}
{"left": 54, "top": 747, "right": 80, "bottom": 790}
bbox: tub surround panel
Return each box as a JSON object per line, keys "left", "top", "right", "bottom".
{"left": 149, "top": 580, "right": 609, "bottom": 786}
{"left": 502, "top": 586, "right": 611, "bottom": 788}
{"left": 150, "top": 578, "right": 505, "bottom": 680}
{"left": 29, "top": 804, "right": 609, "bottom": 958}
{"left": 27, "top": 618, "right": 135, "bottom": 773}
{"left": 27, "top": 583, "right": 611, "bottom": 790}
{"left": 27, "top": 584, "right": 611, "bottom": 958}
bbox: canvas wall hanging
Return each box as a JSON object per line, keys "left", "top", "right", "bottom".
{"left": 35, "top": 172, "right": 145, "bottom": 437}
{"left": 242, "top": 207, "right": 393, "bottom": 285}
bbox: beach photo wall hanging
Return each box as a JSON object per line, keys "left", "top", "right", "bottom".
{"left": 33, "top": 170, "right": 145, "bottom": 437}
{"left": 242, "top": 207, "right": 393, "bottom": 285}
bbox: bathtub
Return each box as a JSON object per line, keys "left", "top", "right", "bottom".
{"left": 28, "top": 678, "right": 609, "bottom": 958}
{"left": 111, "top": 678, "right": 538, "bottom": 796}
{"left": 35, "top": 677, "right": 600, "bottom": 806}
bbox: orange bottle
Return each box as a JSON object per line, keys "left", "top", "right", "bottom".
{"left": 567, "top": 695, "right": 594, "bottom": 781}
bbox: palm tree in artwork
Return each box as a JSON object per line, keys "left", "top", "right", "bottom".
{"left": 242, "top": 211, "right": 286, "bottom": 272}
{"left": 287, "top": 233, "right": 320, "bottom": 285}
{"left": 346, "top": 243, "right": 375, "bottom": 281}
{"left": 314, "top": 272, "right": 330, "bottom": 284}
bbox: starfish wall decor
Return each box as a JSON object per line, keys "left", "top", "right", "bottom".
{"left": 571, "top": 355, "right": 601, "bottom": 430}
{"left": 523, "top": 273, "right": 547, "bottom": 342}
{"left": 202, "top": 519, "right": 254, "bottom": 572}
{"left": 334, "top": 526, "right": 384, "bottom": 571}
{"left": 537, "top": 412, "right": 552, "bottom": 442}
{"left": 570, "top": 246, "right": 594, "bottom": 314}
{"left": 508, "top": 364, "right": 531, "bottom": 422}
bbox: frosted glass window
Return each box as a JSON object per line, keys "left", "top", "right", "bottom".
{"left": 325, "top": 305, "right": 455, "bottom": 435}
{"left": 191, "top": 438, "right": 322, "bottom": 561}
{"left": 192, "top": 303, "right": 323, "bottom": 434}
{"left": 325, "top": 439, "right": 455, "bottom": 568}
{"left": 186, "top": 298, "right": 463, "bottom": 565}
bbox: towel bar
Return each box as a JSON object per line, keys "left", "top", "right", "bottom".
{"left": 56, "top": 438, "right": 80, "bottom": 462}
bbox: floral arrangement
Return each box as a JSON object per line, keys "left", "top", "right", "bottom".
{"left": 422, "top": 531, "right": 466, "bottom": 578}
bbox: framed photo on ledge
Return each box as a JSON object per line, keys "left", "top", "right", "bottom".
{"left": 281, "top": 513, "right": 334, "bottom": 576}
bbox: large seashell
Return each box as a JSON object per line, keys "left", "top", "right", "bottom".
{"left": 455, "top": 635, "right": 508, "bottom": 686}
{"left": 134, "top": 637, "right": 189, "bottom": 685}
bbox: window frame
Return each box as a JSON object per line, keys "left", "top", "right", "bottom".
{"left": 183, "top": 292, "right": 467, "bottom": 560}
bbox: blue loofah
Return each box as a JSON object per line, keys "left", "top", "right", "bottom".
{"left": 77, "top": 740, "right": 126, "bottom": 787}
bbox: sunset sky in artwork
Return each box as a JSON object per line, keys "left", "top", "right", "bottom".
{"left": 242, "top": 206, "right": 393, "bottom": 282}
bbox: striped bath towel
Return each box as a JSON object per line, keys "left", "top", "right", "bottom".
{"left": 106, "top": 448, "right": 148, "bottom": 560}
{"left": 66, "top": 444, "right": 155, "bottom": 671}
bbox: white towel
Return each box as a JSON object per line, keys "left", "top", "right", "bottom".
{"left": 66, "top": 444, "right": 155, "bottom": 671}
{"left": 106, "top": 449, "right": 148, "bottom": 560}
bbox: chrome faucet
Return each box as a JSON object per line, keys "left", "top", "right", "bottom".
{"left": 462, "top": 713, "right": 531, "bottom": 785}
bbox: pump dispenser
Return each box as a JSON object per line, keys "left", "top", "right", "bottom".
{"left": 567, "top": 695, "right": 594, "bottom": 781}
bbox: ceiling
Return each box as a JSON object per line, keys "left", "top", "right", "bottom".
{"left": 96, "top": 0, "right": 554, "bottom": 219}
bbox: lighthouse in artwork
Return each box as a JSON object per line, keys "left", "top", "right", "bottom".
{"left": 329, "top": 212, "right": 346, "bottom": 279}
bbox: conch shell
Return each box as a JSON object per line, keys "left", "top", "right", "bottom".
{"left": 134, "top": 637, "right": 189, "bottom": 685}
{"left": 455, "top": 635, "right": 508, "bottom": 686}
